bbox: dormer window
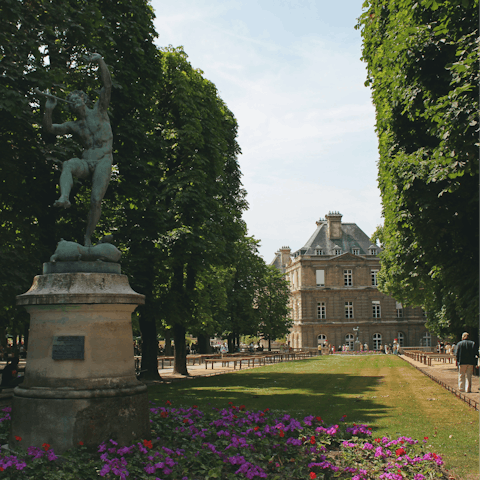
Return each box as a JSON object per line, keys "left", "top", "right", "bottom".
{"left": 352, "top": 247, "right": 360, "bottom": 255}
{"left": 315, "top": 248, "right": 324, "bottom": 255}
{"left": 369, "top": 245, "right": 378, "bottom": 255}
{"left": 333, "top": 245, "right": 342, "bottom": 255}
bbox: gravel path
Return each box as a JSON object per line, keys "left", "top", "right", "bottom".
{"left": 398, "top": 354, "right": 479, "bottom": 410}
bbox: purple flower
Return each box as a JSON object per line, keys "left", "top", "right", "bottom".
{"left": 144, "top": 465, "right": 155, "bottom": 474}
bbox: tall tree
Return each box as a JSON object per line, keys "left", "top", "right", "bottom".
{"left": 357, "top": 0, "right": 478, "bottom": 338}
{"left": 256, "top": 265, "right": 292, "bottom": 351}
{"left": 214, "top": 234, "right": 267, "bottom": 352}
{"left": 156, "top": 47, "right": 247, "bottom": 375}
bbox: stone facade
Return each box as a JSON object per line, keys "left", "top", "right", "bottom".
{"left": 271, "top": 213, "right": 436, "bottom": 350}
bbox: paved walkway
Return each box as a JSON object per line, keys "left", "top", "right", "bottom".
{"left": 398, "top": 354, "right": 479, "bottom": 410}
{"left": 151, "top": 357, "right": 293, "bottom": 383}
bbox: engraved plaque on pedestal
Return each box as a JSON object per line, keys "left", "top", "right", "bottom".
{"left": 52, "top": 336, "right": 85, "bottom": 360}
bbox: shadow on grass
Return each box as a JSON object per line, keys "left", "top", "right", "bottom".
{"left": 147, "top": 367, "right": 390, "bottom": 425}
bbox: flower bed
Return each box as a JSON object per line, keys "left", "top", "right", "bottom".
{"left": 0, "top": 404, "right": 448, "bottom": 479}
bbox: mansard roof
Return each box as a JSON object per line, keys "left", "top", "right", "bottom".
{"left": 292, "top": 219, "right": 381, "bottom": 257}
{"left": 270, "top": 252, "right": 283, "bottom": 269}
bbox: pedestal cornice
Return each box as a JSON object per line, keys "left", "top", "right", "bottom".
{"left": 16, "top": 272, "right": 145, "bottom": 306}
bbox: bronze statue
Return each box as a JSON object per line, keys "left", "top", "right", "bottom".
{"left": 41, "top": 53, "right": 112, "bottom": 247}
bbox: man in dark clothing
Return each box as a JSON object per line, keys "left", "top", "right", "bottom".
{"left": 1, "top": 357, "right": 23, "bottom": 388}
{"left": 455, "top": 332, "right": 477, "bottom": 393}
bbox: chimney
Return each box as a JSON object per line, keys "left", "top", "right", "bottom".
{"left": 279, "top": 246, "right": 291, "bottom": 267}
{"left": 325, "top": 211, "right": 343, "bottom": 239}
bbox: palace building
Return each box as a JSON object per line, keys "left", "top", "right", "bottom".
{"left": 270, "top": 212, "right": 435, "bottom": 351}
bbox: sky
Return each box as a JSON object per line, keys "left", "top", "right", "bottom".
{"left": 150, "top": 0, "right": 383, "bottom": 261}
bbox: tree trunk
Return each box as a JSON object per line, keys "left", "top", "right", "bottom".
{"left": 173, "top": 323, "right": 188, "bottom": 375}
{"left": 138, "top": 307, "right": 161, "bottom": 381}
{"left": 165, "top": 330, "right": 172, "bottom": 356}
{"left": 0, "top": 326, "right": 6, "bottom": 348}
{"left": 227, "top": 333, "right": 234, "bottom": 353}
{"left": 268, "top": 338, "right": 271, "bottom": 352}
{"left": 198, "top": 333, "right": 210, "bottom": 354}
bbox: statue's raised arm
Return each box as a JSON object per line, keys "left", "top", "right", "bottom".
{"left": 84, "top": 53, "right": 112, "bottom": 112}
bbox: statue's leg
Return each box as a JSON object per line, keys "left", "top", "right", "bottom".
{"left": 55, "top": 158, "right": 89, "bottom": 208}
{"left": 84, "top": 157, "right": 112, "bottom": 246}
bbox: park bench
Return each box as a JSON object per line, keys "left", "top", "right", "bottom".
{"left": 428, "top": 354, "right": 455, "bottom": 365}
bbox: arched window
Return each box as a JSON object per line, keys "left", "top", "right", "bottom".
{"left": 373, "top": 333, "right": 382, "bottom": 350}
{"left": 317, "top": 334, "right": 327, "bottom": 347}
{"left": 423, "top": 332, "right": 431, "bottom": 347}
{"left": 397, "top": 332, "right": 405, "bottom": 347}
{"left": 345, "top": 334, "right": 354, "bottom": 350}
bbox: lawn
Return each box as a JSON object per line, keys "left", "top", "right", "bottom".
{"left": 147, "top": 354, "right": 479, "bottom": 480}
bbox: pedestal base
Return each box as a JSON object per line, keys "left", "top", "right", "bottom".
{"left": 11, "top": 385, "right": 149, "bottom": 453}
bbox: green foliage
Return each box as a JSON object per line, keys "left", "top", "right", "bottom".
{"left": 212, "top": 235, "right": 268, "bottom": 342}
{"left": 0, "top": 0, "right": 161, "bottom": 340}
{"left": 256, "top": 266, "right": 293, "bottom": 348}
{"left": 357, "top": 0, "right": 479, "bottom": 337}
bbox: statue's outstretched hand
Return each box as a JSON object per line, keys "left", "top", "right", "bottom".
{"left": 45, "top": 96, "right": 57, "bottom": 109}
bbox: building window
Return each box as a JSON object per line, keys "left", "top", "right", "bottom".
{"left": 373, "top": 333, "right": 382, "bottom": 350}
{"left": 396, "top": 302, "right": 403, "bottom": 318}
{"left": 315, "top": 249, "right": 324, "bottom": 255}
{"left": 316, "top": 270, "right": 325, "bottom": 287}
{"left": 317, "top": 334, "right": 327, "bottom": 347}
{"left": 334, "top": 248, "right": 342, "bottom": 255}
{"left": 345, "top": 301, "right": 353, "bottom": 319}
{"left": 372, "top": 301, "right": 381, "bottom": 318}
{"left": 397, "top": 332, "right": 405, "bottom": 347}
{"left": 345, "top": 334, "right": 354, "bottom": 351}
{"left": 422, "top": 332, "right": 431, "bottom": 347}
{"left": 344, "top": 269, "right": 353, "bottom": 286}
{"left": 369, "top": 247, "right": 377, "bottom": 255}
{"left": 317, "top": 302, "right": 326, "bottom": 319}
{"left": 352, "top": 248, "right": 360, "bottom": 255}
{"left": 371, "top": 269, "right": 379, "bottom": 286}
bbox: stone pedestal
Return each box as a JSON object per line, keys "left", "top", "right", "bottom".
{"left": 11, "top": 266, "right": 149, "bottom": 453}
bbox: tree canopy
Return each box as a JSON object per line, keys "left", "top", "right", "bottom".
{"left": 0, "top": 0, "right": 161, "bottom": 345}
{"left": 358, "top": 0, "right": 479, "bottom": 338}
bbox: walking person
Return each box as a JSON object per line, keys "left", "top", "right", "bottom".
{"left": 455, "top": 332, "right": 477, "bottom": 393}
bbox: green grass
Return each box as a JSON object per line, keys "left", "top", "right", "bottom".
{"left": 148, "top": 355, "right": 479, "bottom": 479}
